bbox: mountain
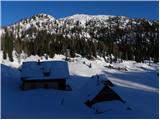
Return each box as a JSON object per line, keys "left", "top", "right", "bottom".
{"left": 1, "top": 13, "right": 159, "bottom": 62}
{"left": 1, "top": 14, "right": 159, "bottom": 118}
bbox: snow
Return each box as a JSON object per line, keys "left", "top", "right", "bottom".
{"left": 93, "top": 100, "right": 128, "bottom": 114}
{"left": 1, "top": 13, "right": 155, "bottom": 43}
{"left": 1, "top": 53, "right": 159, "bottom": 118}
{"left": 21, "top": 61, "right": 70, "bottom": 80}
{"left": 60, "top": 14, "right": 116, "bottom": 28}
{"left": 62, "top": 14, "right": 115, "bottom": 22}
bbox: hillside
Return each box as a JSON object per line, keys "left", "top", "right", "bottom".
{"left": 1, "top": 13, "right": 159, "bottom": 63}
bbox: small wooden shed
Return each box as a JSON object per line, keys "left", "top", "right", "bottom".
{"left": 85, "top": 85, "right": 125, "bottom": 107}
{"left": 82, "top": 75, "right": 124, "bottom": 108}
{"left": 20, "top": 61, "right": 70, "bottom": 90}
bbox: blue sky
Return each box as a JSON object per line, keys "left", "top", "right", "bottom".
{"left": 1, "top": 1, "right": 159, "bottom": 26}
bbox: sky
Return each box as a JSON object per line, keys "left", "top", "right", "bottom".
{"left": 1, "top": 1, "right": 159, "bottom": 26}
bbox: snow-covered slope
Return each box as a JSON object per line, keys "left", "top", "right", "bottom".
{"left": 2, "top": 13, "right": 158, "bottom": 40}
{"left": 1, "top": 53, "right": 159, "bottom": 118}
{"left": 1, "top": 13, "right": 158, "bottom": 64}
{"left": 61, "top": 14, "right": 115, "bottom": 26}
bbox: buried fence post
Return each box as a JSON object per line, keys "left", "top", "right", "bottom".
{"left": 89, "top": 63, "right": 92, "bottom": 68}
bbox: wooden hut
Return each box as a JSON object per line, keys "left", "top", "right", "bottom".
{"left": 20, "top": 61, "right": 70, "bottom": 90}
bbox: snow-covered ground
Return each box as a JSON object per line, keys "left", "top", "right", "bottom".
{"left": 1, "top": 53, "right": 159, "bottom": 118}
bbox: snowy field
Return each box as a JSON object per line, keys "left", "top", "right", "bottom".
{"left": 1, "top": 54, "right": 159, "bottom": 118}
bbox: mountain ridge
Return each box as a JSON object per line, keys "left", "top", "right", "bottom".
{"left": 2, "top": 13, "right": 158, "bottom": 27}
{"left": 1, "top": 13, "right": 159, "bottom": 63}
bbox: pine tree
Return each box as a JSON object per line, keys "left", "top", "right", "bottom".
{"left": 3, "top": 30, "right": 14, "bottom": 62}
{"left": 3, "top": 51, "right": 6, "bottom": 59}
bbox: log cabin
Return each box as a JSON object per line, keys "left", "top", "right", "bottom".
{"left": 20, "top": 60, "right": 70, "bottom": 90}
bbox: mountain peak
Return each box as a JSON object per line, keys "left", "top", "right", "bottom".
{"left": 32, "top": 13, "right": 55, "bottom": 20}
{"left": 61, "top": 14, "right": 115, "bottom": 20}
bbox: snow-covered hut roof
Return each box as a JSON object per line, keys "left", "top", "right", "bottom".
{"left": 21, "top": 61, "right": 70, "bottom": 80}
{"left": 76, "top": 75, "right": 107, "bottom": 102}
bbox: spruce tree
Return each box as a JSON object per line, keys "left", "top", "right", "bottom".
{"left": 3, "top": 51, "right": 6, "bottom": 60}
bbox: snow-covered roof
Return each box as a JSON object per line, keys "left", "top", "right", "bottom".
{"left": 76, "top": 75, "right": 107, "bottom": 102}
{"left": 21, "top": 60, "right": 70, "bottom": 80}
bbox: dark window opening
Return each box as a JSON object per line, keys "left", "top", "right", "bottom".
{"left": 31, "top": 83, "right": 36, "bottom": 89}
{"left": 44, "top": 84, "right": 48, "bottom": 89}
